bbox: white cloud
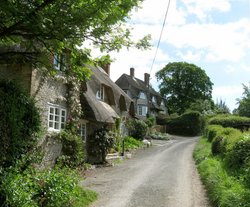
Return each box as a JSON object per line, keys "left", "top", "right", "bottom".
{"left": 213, "top": 85, "right": 243, "bottom": 110}
{"left": 182, "top": 0, "right": 231, "bottom": 21}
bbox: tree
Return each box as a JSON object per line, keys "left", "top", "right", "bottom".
{"left": 156, "top": 62, "right": 213, "bottom": 114}
{"left": 0, "top": 0, "right": 150, "bottom": 79}
{"left": 214, "top": 99, "right": 230, "bottom": 114}
{"left": 236, "top": 83, "right": 250, "bottom": 117}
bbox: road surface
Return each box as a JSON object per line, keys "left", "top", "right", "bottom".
{"left": 81, "top": 136, "right": 211, "bottom": 207}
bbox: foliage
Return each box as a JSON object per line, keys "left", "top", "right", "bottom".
{"left": 236, "top": 83, "right": 250, "bottom": 117}
{"left": 126, "top": 119, "right": 148, "bottom": 141}
{"left": 149, "top": 132, "right": 170, "bottom": 140}
{"left": 188, "top": 99, "right": 214, "bottom": 115}
{"left": 123, "top": 136, "right": 143, "bottom": 152}
{"left": 0, "top": 80, "right": 41, "bottom": 167}
{"left": 87, "top": 126, "right": 115, "bottom": 164}
{"left": 156, "top": 62, "right": 213, "bottom": 114}
{"left": 162, "top": 111, "right": 205, "bottom": 136}
{"left": 0, "top": 166, "right": 97, "bottom": 207}
{"left": 0, "top": 0, "right": 150, "bottom": 79}
{"left": 49, "top": 131, "right": 85, "bottom": 168}
{"left": 214, "top": 99, "right": 231, "bottom": 114}
{"left": 226, "top": 138, "right": 250, "bottom": 169}
{"left": 208, "top": 115, "right": 250, "bottom": 131}
{"left": 194, "top": 137, "right": 250, "bottom": 207}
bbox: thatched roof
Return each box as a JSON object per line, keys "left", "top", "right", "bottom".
{"left": 80, "top": 66, "right": 135, "bottom": 123}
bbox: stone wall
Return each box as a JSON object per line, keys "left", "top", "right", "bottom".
{"left": 30, "top": 70, "right": 68, "bottom": 128}
{"left": 0, "top": 63, "right": 32, "bottom": 93}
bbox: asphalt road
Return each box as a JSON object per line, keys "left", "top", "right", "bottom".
{"left": 81, "top": 136, "right": 211, "bottom": 207}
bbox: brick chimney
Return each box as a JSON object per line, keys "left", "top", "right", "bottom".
{"left": 130, "top": 67, "right": 135, "bottom": 78}
{"left": 144, "top": 73, "right": 150, "bottom": 87}
{"left": 102, "top": 63, "right": 110, "bottom": 76}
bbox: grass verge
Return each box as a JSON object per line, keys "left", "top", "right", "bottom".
{"left": 193, "top": 137, "right": 250, "bottom": 207}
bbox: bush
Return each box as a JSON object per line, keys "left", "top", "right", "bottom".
{"left": 0, "top": 80, "right": 41, "bottom": 167}
{"left": 87, "top": 126, "right": 115, "bottom": 164}
{"left": 164, "top": 111, "right": 205, "bottom": 136}
{"left": 209, "top": 115, "right": 250, "bottom": 131}
{"left": 0, "top": 167, "right": 97, "bottom": 207}
{"left": 149, "top": 132, "right": 170, "bottom": 140}
{"left": 205, "top": 125, "right": 224, "bottom": 142}
{"left": 123, "top": 136, "right": 143, "bottom": 151}
{"left": 226, "top": 138, "right": 250, "bottom": 169}
{"left": 211, "top": 136, "right": 225, "bottom": 155}
{"left": 126, "top": 119, "right": 148, "bottom": 141}
{"left": 52, "top": 131, "right": 85, "bottom": 167}
{"left": 194, "top": 137, "right": 250, "bottom": 207}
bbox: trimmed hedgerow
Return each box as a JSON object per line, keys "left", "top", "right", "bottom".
{"left": 209, "top": 115, "right": 250, "bottom": 131}
{"left": 0, "top": 80, "right": 41, "bottom": 167}
{"left": 163, "top": 111, "right": 205, "bottom": 136}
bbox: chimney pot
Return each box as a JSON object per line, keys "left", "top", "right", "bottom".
{"left": 101, "top": 63, "right": 110, "bottom": 76}
{"left": 130, "top": 67, "right": 135, "bottom": 77}
{"left": 144, "top": 73, "right": 150, "bottom": 87}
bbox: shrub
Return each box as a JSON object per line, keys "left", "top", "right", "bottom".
{"left": 209, "top": 115, "right": 250, "bottom": 131}
{"left": 226, "top": 138, "right": 250, "bottom": 169}
{"left": 53, "top": 131, "right": 85, "bottom": 167}
{"left": 87, "top": 126, "right": 115, "bottom": 164}
{"left": 211, "top": 136, "right": 225, "bottom": 155}
{"left": 126, "top": 119, "right": 148, "bottom": 141}
{"left": 149, "top": 132, "right": 170, "bottom": 140}
{"left": 205, "top": 125, "right": 224, "bottom": 142}
{"left": 0, "top": 167, "right": 97, "bottom": 207}
{"left": 0, "top": 80, "right": 41, "bottom": 167}
{"left": 164, "top": 111, "right": 205, "bottom": 136}
{"left": 123, "top": 136, "right": 143, "bottom": 151}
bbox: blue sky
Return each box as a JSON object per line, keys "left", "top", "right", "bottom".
{"left": 97, "top": 0, "right": 250, "bottom": 111}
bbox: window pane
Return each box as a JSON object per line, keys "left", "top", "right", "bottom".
{"left": 50, "top": 107, "right": 54, "bottom": 114}
{"left": 61, "top": 110, "right": 66, "bottom": 116}
{"left": 55, "top": 108, "right": 59, "bottom": 115}
{"left": 49, "top": 122, "right": 53, "bottom": 127}
{"left": 49, "top": 115, "right": 54, "bottom": 121}
{"left": 55, "top": 122, "right": 59, "bottom": 129}
{"left": 55, "top": 115, "right": 59, "bottom": 121}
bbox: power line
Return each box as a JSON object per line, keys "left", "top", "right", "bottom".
{"left": 149, "top": 0, "right": 171, "bottom": 75}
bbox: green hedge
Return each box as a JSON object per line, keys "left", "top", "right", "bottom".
{"left": 209, "top": 115, "right": 250, "bottom": 131}
{"left": 0, "top": 80, "right": 41, "bottom": 167}
{"left": 163, "top": 111, "right": 205, "bottom": 136}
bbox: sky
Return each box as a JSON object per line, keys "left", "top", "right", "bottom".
{"left": 95, "top": 0, "right": 250, "bottom": 112}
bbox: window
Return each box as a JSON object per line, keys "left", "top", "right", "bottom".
{"left": 152, "top": 96, "right": 157, "bottom": 103}
{"left": 53, "top": 54, "right": 65, "bottom": 71}
{"left": 48, "top": 104, "right": 67, "bottom": 132}
{"left": 78, "top": 122, "right": 87, "bottom": 142}
{"left": 161, "top": 100, "right": 165, "bottom": 106}
{"left": 138, "top": 104, "right": 148, "bottom": 116}
{"left": 96, "top": 85, "right": 104, "bottom": 100}
{"left": 139, "top": 92, "right": 147, "bottom": 99}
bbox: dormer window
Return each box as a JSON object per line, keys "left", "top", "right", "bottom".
{"left": 96, "top": 85, "right": 104, "bottom": 100}
{"left": 161, "top": 100, "right": 165, "bottom": 106}
{"left": 139, "top": 92, "right": 146, "bottom": 99}
{"left": 152, "top": 96, "right": 157, "bottom": 103}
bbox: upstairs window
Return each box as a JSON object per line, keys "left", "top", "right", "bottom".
{"left": 152, "top": 96, "right": 157, "bottom": 103}
{"left": 53, "top": 54, "right": 66, "bottom": 71}
{"left": 161, "top": 100, "right": 165, "bottom": 106}
{"left": 48, "top": 103, "right": 67, "bottom": 132}
{"left": 138, "top": 104, "right": 148, "bottom": 116}
{"left": 139, "top": 92, "right": 147, "bottom": 100}
{"left": 96, "top": 85, "right": 104, "bottom": 100}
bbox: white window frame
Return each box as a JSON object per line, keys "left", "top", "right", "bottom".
{"left": 152, "top": 96, "right": 157, "bottom": 103}
{"left": 139, "top": 91, "right": 147, "bottom": 100}
{"left": 78, "top": 122, "right": 87, "bottom": 142}
{"left": 96, "top": 85, "right": 104, "bottom": 100}
{"left": 53, "top": 54, "right": 61, "bottom": 70}
{"left": 138, "top": 104, "right": 148, "bottom": 116}
{"left": 48, "top": 103, "right": 67, "bottom": 132}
